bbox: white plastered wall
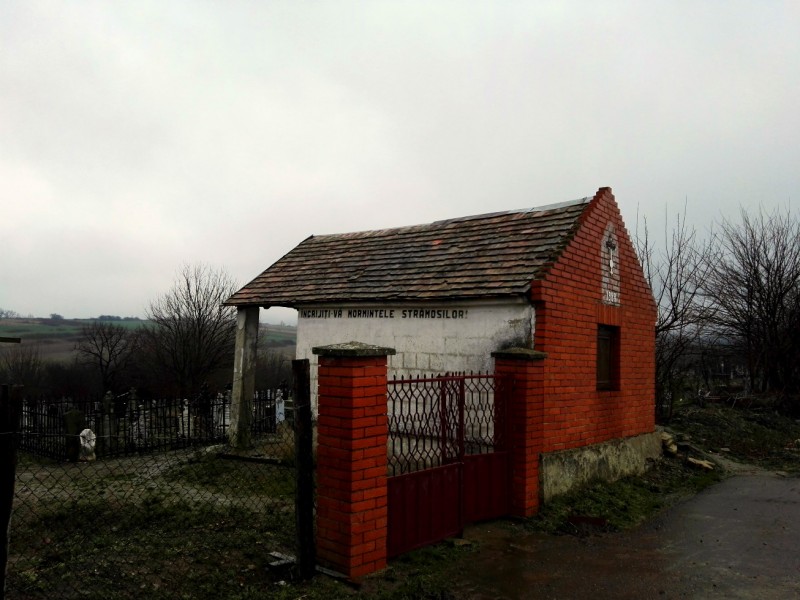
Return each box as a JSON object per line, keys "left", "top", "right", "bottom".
{"left": 295, "top": 299, "right": 535, "bottom": 408}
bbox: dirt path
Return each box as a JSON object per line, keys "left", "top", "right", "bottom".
{"left": 451, "top": 472, "right": 800, "bottom": 599}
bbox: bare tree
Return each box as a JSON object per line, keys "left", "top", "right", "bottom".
{"left": 0, "top": 343, "right": 45, "bottom": 392}
{"left": 637, "top": 207, "right": 715, "bottom": 420}
{"left": 705, "top": 208, "right": 800, "bottom": 395}
{"left": 75, "top": 321, "right": 136, "bottom": 392}
{"left": 143, "top": 264, "right": 238, "bottom": 396}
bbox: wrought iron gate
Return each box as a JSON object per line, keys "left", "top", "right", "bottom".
{"left": 386, "top": 373, "right": 510, "bottom": 557}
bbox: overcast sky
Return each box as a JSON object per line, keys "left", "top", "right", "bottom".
{"left": 2, "top": 1, "right": 798, "bottom": 324}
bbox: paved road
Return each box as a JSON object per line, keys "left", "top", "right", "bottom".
{"left": 456, "top": 473, "right": 800, "bottom": 599}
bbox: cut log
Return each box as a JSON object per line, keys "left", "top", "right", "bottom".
{"left": 687, "top": 457, "right": 715, "bottom": 470}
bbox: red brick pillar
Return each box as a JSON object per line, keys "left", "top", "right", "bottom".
{"left": 312, "top": 342, "right": 396, "bottom": 581}
{"left": 492, "top": 348, "right": 546, "bottom": 517}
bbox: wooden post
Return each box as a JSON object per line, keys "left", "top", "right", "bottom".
{"left": 292, "top": 359, "right": 315, "bottom": 579}
{"left": 229, "top": 306, "right": 259, "bottom": 449}
{"left": 1, "top": 384, "right": 22, "bottom": 599}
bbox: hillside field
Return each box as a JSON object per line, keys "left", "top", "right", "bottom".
{"left": 0, "top": 318, "right": 296, "bottom": 362}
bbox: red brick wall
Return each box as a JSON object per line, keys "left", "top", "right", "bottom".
{"left": 494, "top": 354, "right": 545, "bottom": 517}
{"left": 315, "top": 354, "right": 389, "bottom": 580}
{"left": 531, "top": 187, "right": 656, "bottom": 453}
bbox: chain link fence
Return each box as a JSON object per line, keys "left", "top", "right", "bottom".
{"left": 3, "top": 382, "right": 314, "bottom": 600}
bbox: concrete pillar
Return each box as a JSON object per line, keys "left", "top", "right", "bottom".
{"left": 229, "top": 306, "right": 259, "bottom": 449}
{"left": 492, "top": 348, "right": 547, "bottom": 517}
{"left": 313, "top": 342, "right": 395, "bottom": 581}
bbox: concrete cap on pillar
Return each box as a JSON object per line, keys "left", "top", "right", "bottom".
{"left": 491, "top": 347, "right": 548, "bottom": 361}
{"left": 312, "top": 341, "right": 397, "bottom": 357}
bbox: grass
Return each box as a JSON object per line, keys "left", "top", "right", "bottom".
{"left": 0, "top": 318, "right": 148, "bottom": 339}
{"left": 167, "top": 451, "right": 296, "bottom": 498}
{"left": 10, "top": 449, "right": 300, "bottom": 600}
{"left": 363, "top": 543, "right": 474, "bottom": 599}
{"left": 0, "top": 318, "right": 297, "bottom": 361}
{"left": 527, "top": 455, "right": 722, "bottom": 534}
{"left": 0, "top": 318, "right": 152, "bottom": 361}
{"left": 260, "top": 325, "right": 297, "bottom": 348}
{"left": 10, "top": 403, "right": 798, "bottom": 599}
{"left": 12, "top": 499, "right": 291, "bottom": 600}
{"left": 669, "top": 402, "right": 800, "bottom": 472}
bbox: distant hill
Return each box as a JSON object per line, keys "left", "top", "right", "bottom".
{"left": 0, "top": 318, "right": 150, "bottom": 361}
{"left": 0, "top": 318, "right": 297, "bottom": 362}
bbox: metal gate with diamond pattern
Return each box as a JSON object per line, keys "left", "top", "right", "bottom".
{"left": 386, "top": 373, "right": 510, "bottom": 557}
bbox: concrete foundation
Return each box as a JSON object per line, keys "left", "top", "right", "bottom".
{"left": 540, "top": 432, "right": 662, "bottom": 502}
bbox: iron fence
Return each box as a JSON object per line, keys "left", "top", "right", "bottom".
{"left": 17, "top": 389, "right": 289, "bottom": 461}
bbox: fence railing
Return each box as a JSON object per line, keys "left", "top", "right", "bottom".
{"left": 17, "top": 388, "right": 291, "bottom": 461}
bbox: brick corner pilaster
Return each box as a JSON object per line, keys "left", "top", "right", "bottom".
{"left": 492, "top": 348, "right": 546, "bottom": 517}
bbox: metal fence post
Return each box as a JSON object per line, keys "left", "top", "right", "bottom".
{"left": 292, "top": 359, "right": 315, "bottom": 579}
{"left": 1, "top": 384, "right": 22, "bottom": 600}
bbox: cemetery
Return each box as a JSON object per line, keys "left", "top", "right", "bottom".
{"left": 16, "top": 389, "right": 288, "bottom": 461}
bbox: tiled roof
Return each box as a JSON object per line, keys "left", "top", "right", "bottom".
{"left": 226, "top": 196, "right": 592, "bottom": 307}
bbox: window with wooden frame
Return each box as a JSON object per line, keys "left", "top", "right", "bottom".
{"left": 596, "top": 324, "right": 620, "bottom": 391}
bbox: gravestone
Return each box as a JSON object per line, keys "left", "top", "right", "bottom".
{"left": 79, "top": 428, "right": 96, "bottom": 461}
{"left": 64, "top": 408, "right": 85, "bottom": 462}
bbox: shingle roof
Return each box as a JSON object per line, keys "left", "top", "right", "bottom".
{"left": 225, "top": 196, "right": 592, "bottom": 307}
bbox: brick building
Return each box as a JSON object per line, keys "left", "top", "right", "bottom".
{"left": 225, "top": 187, "right": 660, "bottom": 574}
{"left": 228, "top": 186, "right": 656, "bottom": 432}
